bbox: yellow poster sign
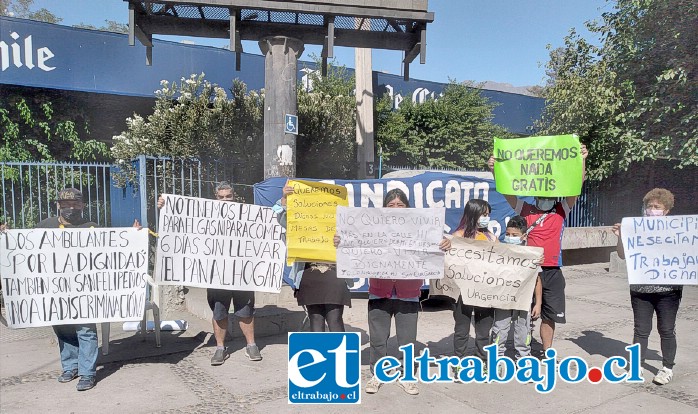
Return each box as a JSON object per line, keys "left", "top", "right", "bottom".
{"left": 286, "top": 180, "right": 348, "bottom": 264}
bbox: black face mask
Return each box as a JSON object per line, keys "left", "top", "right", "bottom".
{"left": 60, "top": 207, "right": 83, "bottom": 223}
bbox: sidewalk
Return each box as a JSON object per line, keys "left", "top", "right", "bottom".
{"left": 1, "top": 263, "right": 696, "bottom": 413}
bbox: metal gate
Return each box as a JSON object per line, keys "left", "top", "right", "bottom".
{"left": 1, "top": 156, "right": 243, "bottom": 231}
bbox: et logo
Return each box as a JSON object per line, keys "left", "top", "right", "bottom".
{"left": 287, "top": 332, "right": 361, "bottom": 404}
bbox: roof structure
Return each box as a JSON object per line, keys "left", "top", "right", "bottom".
{"left": 125, "top": 0, "right": 434, "bottom": 77}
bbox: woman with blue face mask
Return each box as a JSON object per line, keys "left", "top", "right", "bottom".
{"left": 449, "top": 199, "right": 497, "bottom": 379}
{"left": 612, "top": 188, "right": 683, "bottom": 385}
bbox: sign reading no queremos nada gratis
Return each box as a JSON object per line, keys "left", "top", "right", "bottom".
{"left": 430, "top": 237, "right": 542, "bottom": 311}
{"left": 621, "top": 215, "right": 698, "bottom": 285}
{"left": 493, "top": 134, "right": 583, "bottom": 197}
{"left": 156, "top": 194, "right": 286, "bottom": 293}
{"left": 335, "top": 206, "right": 446, "bottom": 280}
{"left": 286, "top": 180, "right": 348, "bottom": 264}
{"left": 0, "top": 228, "right": 149, "bottom": 328}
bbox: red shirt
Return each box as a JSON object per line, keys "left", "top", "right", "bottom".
{"left": 516, "top": 200, "right": 569, "bottom": 267}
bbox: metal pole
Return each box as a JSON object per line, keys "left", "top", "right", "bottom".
{"left": 259, "top": 36, "right": 304, "bottom": 180}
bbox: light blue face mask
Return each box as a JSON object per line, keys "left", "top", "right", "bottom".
{"left": 503, "top": 235, "right": 522, "bottom": 245}
{"left": 536, "top": 198, "right": 556, "bottom": 211}
{"left": 477, "top": 216, "right": 490, "bottom": 228}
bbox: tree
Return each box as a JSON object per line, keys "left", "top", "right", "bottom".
{"left": 1, "top": 0, "right": 61, "bottom": 23}
{"left": 538, "top": 0, "right": 697, "bottom": 179}
{"left": 0, "top": 93, "right": 110, "bottom": 227}
{"left": 296, "top": 59, "right": 357, "bottom": 178}
{"left": 111, "top": 74, "right": 264, "bottom": 185}
{"left": 1, "top": 96, "right": 108, "bottom": 162}
{"left": 73, "top": 20, "right": 129, "bottom": 34}
{"left": 376, "top": 81, "right": 512, "bottom": 169}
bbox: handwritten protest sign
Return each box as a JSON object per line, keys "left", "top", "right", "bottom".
{"left": 156, "top": 194, "right": 286, "bottom": 293}
{"left": 430, "top": 237, "right": 542, "bottom": 311}
{"left": 0, "top": 228, "right": 148, "bottom": 328}
{"left": 286, "top": 180, "right": 348, "bottom": 264}
{"left": 621, "top": 215, "right": 698, "bottom": 285}
{"left": 335, "top": 206, "right": 446, "bottom": 279}
{"left": 493, "top": 134, "right": 583, "bottom": 197}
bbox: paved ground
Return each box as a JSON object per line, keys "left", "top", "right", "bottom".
{"left": 1, "top": 262, "right": 697, "bottom": 413}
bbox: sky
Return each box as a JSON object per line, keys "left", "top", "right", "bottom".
{"left": 29, "top": 0, "right": 611, "bottom": 86}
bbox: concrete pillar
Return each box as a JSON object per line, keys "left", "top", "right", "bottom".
{"left": 258, "top": 36, "right": 304, "bottom": 179}
{"left": 355, "top": 47, "right": 375, "bottom": 178}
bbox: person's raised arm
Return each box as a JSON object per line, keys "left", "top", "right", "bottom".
{"left": 274, "top": 184, "right": 294, "bottom": 228}
{"left": 612, "top": 222, "right": 625, "bottom": 259}
{"left": 565, "top": 144, "right": 588, "bottom": 209}
{"left": 488, "top": 155, "right": 518, "bottom": 209}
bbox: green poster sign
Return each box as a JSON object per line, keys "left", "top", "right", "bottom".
{"left": 493, "top": 134, "right": 583, "bottom": 197}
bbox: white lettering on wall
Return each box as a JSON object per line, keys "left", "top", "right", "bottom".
{"left": 0, "top": 32, "right": 55, "bottom": 72}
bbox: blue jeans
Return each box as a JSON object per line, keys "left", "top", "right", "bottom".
{"left": 52, "top": 324, "right": 99, "bottom": 377}
{"left": 630, "top": 289, "right": 682, "bottom": 369}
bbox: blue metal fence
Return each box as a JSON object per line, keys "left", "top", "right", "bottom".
{"left": 127, "top": 156, "right": 240, "bottom": 235}
{"left": 1, "top": 157, "right": 244, "bottom": 231}
{"left": 1, "top": 161, "right": 112, "bottom": 228}
{"left": 2, "top": 159, "right": 602, "bottom": 229}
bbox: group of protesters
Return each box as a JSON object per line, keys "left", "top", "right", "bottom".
{"left": 1, "top": 141, "right": 686, "bottom": 394}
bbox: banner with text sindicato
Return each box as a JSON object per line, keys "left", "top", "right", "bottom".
{"left": 0, "top": 228, "right": 149, "bottom": 328}
{"left": 493, "top": 134, "right": 583, "bottom": 197}
{"left": 430, "top": 237, "right": 542, "bottom": 311}
{"left": 286, "top": 180, "right": 348, "bottom": 264}
{"left": 335, "top": 206, "right": 446, "bottom": 280}
{"left": 621, "top": 215, "right": 698, "bottom": 285}
{"left": 156, "top": 194, "right": 286, "bottom": 293}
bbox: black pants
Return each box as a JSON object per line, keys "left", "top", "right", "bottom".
{"left": 368, "top": 298, "right": 419, "bottom": 373}
{"left": 453, "top": 296, "right": 494, "bottom": 360}
{"left": 306, "top": 304, "right": 345, "bottom": 332}
{"left": 630, "top": 289, "right": 682, "bottom": 369}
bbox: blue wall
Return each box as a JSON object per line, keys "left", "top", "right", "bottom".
{"left": 0, "top": 16, "right": 543, "bottom": 134}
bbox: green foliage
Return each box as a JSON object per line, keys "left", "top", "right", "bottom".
{"left": 539, "top": 0, "right": 697, "bottom": 179}
{"left": 1, "top": 0, "right": 61, "bottom": 23}
{"left": 376, "top": 81, "right": 512, "bottom": 169}
{"left": 0, "top": 98, "right": 108, "bottom": 162}
{"left": 111, "top": 74, "right": 264, "bottom": 185}
{"left": 297, "top": 59, "right": 357, "bottom": 178}
{"left": 0, "top": 94, "right": 109, "bottom": 228}
{"left": 73, "top": 20, "right": 129, "bottom": 34}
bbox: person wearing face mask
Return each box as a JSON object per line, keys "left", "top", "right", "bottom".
{"left": 612, "top": 188, "right": 682, "bottom": 385}
{"left": 32, "top": 188, "right": 101, "bottom": 391}
{"left": 488, "top": 143, "right": 588, "bottom": 355}
{"left": 2, "top": 189, "right": 142, "bottom": 391}
{"left": 334, "top": 189, "right": 451, "bottom": 396}
{"left": 449, "top": 199, "right": 498, "bottom": 379}
{"left": 491, "top": 216, "right": 543, "bottom": 365}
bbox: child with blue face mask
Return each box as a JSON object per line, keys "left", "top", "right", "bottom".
{"left": 491, "top": 216, "right": 543, "bottom": 366}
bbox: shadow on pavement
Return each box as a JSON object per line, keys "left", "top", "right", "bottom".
{"left": 569, "top": 330, "right": 661, "bottom": 362}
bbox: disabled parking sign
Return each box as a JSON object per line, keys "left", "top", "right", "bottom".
{"left": 284, "top": 114, "right": 298, "bottom": 135}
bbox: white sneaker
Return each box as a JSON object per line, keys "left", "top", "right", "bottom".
{"left": 398, "top": 381, "right": 419, "bottom": 395}
{"left": 653, "top": 367, "right": 673, "bottom": 385}
{"left": 497, "top": 364, "right": 506, "bottom": 378}
{"left": 365, "top": 376, "right": 382, "bottom": 394}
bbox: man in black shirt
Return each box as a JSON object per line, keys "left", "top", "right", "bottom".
{"left": 37, "top": 188, "right": 100, "bottom": 391}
